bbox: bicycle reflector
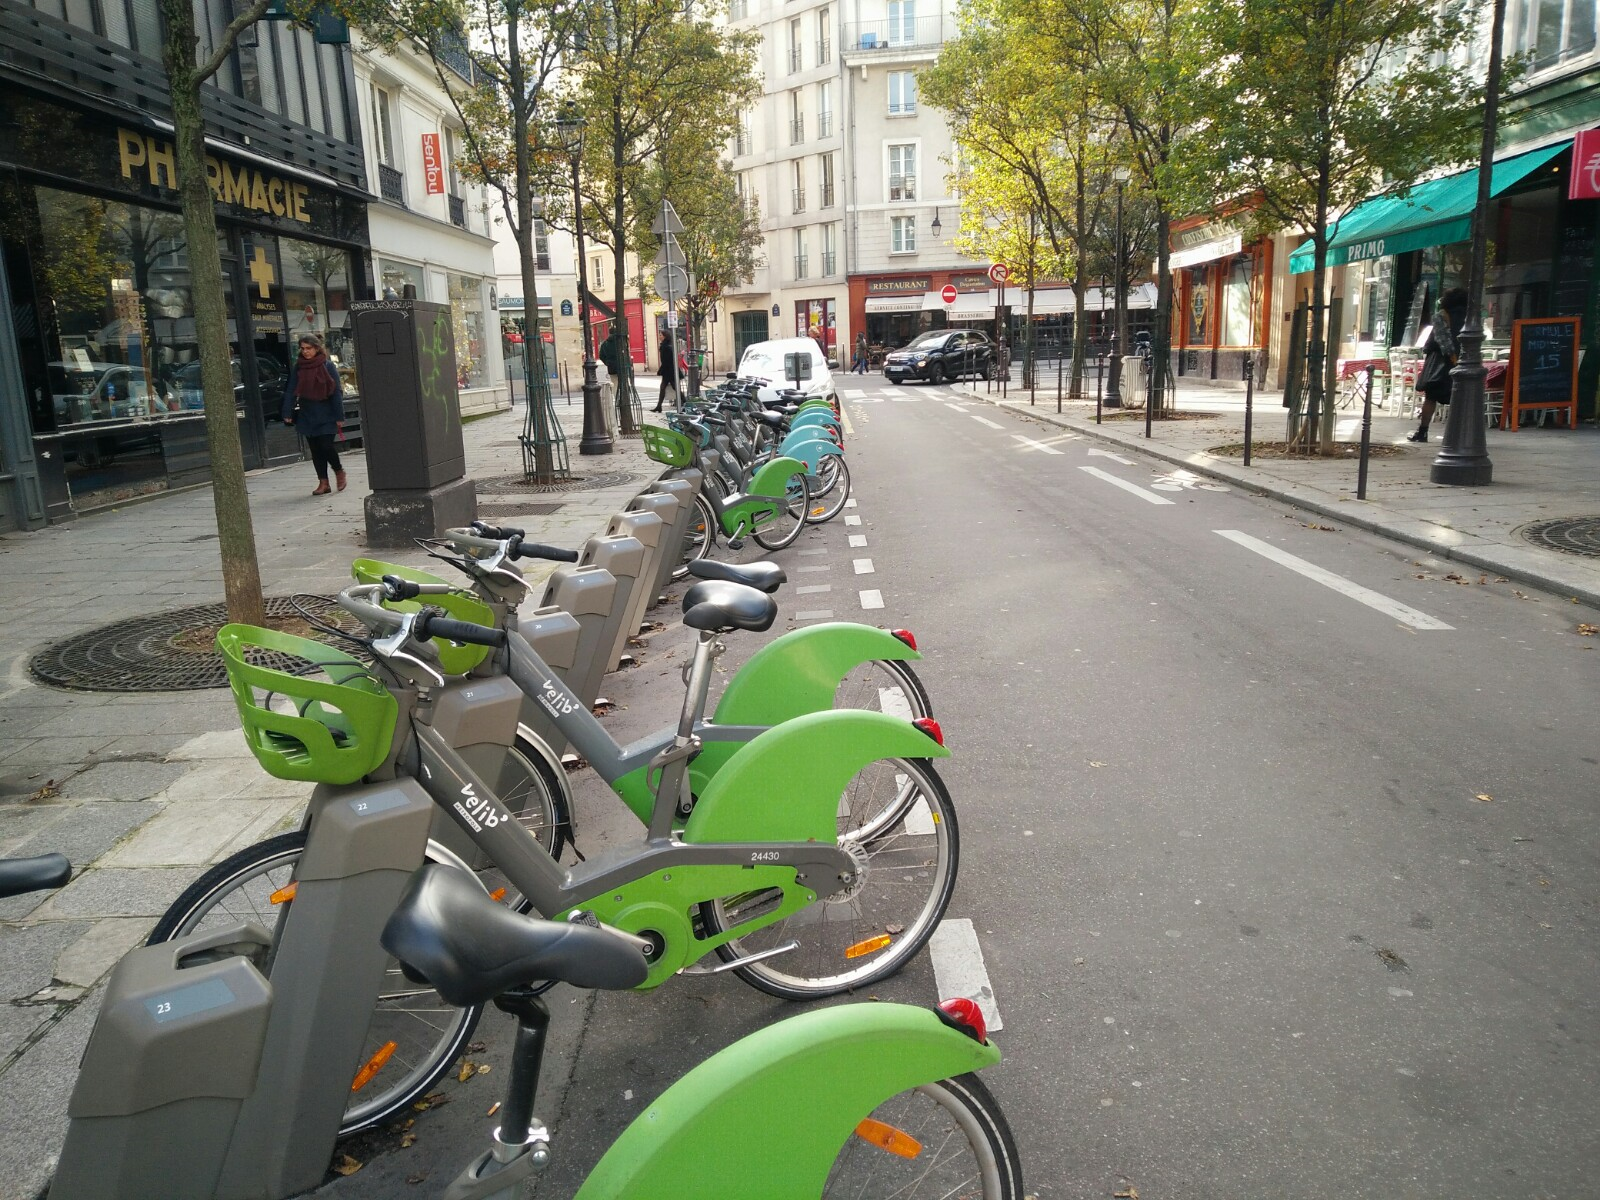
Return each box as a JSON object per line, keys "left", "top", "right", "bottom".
{"left": 269, "top": 882, "right": 298, "bottom": 905}
{"left": 854, "top": 1117, "right": 924, "bottom": 1160}
{"left": 912, "top": 717, "right": 944, "bottom": 746}
{"left": 350, "top": 1041, "right": 398, "bottom": 1093}
{"left": 845, "top": 934, "right": 893, "bottom": 959}
{"left": 889, "top": 628, "right": 918, "bottom": 651}
{"left": 936, "top": 997, "right": 988, "bottom": 1044}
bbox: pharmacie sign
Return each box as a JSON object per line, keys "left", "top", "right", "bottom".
{"left": 118, "top": 128, "right": 315, "bottom": 223}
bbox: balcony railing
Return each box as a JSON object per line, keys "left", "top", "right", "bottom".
{"left": 449, "top": 194, "right": 466, "bottom": 227}
{"left": 817, "top": 37, "right": 831, "bottom": 63}
{"left": 735, "top": 131, "right": 753, "bottom": 156}
{"left": 793, "top": 255, "right": 809, "bottom": 279}
{"left": 842, "top": 15, "right": 947, "bottom": 53}
{"left": 378, "top": 163, "right": 405, "bottom": 204}
{"left": 888, "top": 98, "right": 917, "bottom": 115}
{"left": 790, "top": 116, "right": 805, "bottom": 144}
{"left": 792, "top": 187, "right": 806, "bottom": 214}
{"left": 816, "top": 111, "right": 833, "bottom": 137}
{"left": 888, "top": 174, "right": 917, "bottom": 201}
{"left": 432, "top": 28, "right": 480, "bottom": 84}
{"left": 821, "top": 251, "right": 837, "bottom": 275}
{"left": 820, "top": 182, "right": 835, "bottom": 207}
{"left": 788, "top": 45, "right": 802, "bottom": 72}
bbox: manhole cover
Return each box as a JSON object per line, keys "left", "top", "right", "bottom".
{"left": 1518, "top": 517, "right": 1600, "bottom": 559}
{"left": 475, "top": 501, "right": 566, "bottom": 519}
{"left": 476, "top": 471, "right": 642, "bottom": 495}
{"left": 30, "top": 596, "right": 368, "bottom": 693}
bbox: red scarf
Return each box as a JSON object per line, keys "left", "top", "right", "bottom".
{"left": 296, "top": 350, "right": 335, "bottom": 400}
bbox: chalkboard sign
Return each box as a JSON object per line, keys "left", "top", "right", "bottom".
{"left": 1553, "top": 218, "right": 1594, "bottom": 319}
{"left": 1506, "top": 316, "right": 1580, "bottom": 430}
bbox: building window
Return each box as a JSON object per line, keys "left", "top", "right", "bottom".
{"left": 792, "top": 161, "right": 806, "bottom": 213}
{"left": 817, "top": 6, "right": 832, "bottom": 62}
{"left": 888, "top": 143, "right": 917, "bottom": 201}
{"left": 736, "top": 109, "right": 754, "bottom": 157}
{"left": 1510, "top": 0, "right": 1597, "bottom": 68}
{"left": 729, "top": 0, "right": 747, "bottom": 18}
{"left": 820, "top": 153, "right": 836, "bottom": 207}
{"left": 535, "top": 218, "right": 551, "bottom": 272}
{"left": 370, "top": 84, "right": 398, "bottom": 166}
{"left": 1218, "top": 255, "right": 1256, "bottom": 347}
{"left": 891, "top": 216, "right": 916, "bottom": 253}
{"left": 816, "top": 81, "right": 833, "bottom": 137}
{"left": 887, "top": 0, "right": 916, "bottom": 45}
{"left": 592, "top": 257, "right": 604, "bottom": 283}
{"left": 449, "top": 273, "right": 489, "bottom": 389}
{"left": 380, "top": 259, "right": 426, "bottom": 299}
{"left": 794, "top": 229, "right": 809, "bottom": 279}
{"left": 888, "top": 71, "right": 917, "bottom": 116}
{"left": 790, "top": 92, "right": 805, "bottom": 144}
{"left": 788, "top": 18, "right": 803, "bottom": 71}
{"left": 821, "top": 223, "right": 837, "bottom": 275}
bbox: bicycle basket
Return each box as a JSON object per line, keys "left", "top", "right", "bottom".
{"left": 351, "top": 558, "right": 496, "bottom": 675}
{"left": 216, "top": 624, "right": 398, "bottom": 785}
{"left": 641, "top": 423, "right": 696, "bottom": 468}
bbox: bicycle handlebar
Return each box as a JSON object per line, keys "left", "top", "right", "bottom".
{"left": 450, "top": 526, "right": 579, "bottom": 563}
{"left": 412, "top": 610, "right": 507, "bottom": 648}
{"left": 381, "top": 575, "right": 454, "bottom": 602}
{"left": 338, "top": 583, "right": 407, "bottom": 635}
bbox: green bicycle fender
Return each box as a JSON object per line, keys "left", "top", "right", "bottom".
{"left": 745, "top": 454, "right": 807, "bottom": 498}
{"left": 351, "top": 557, "right": 451, "bottom": 589}
{"left": 714, "top": 622, "right": 921, "bottom": 726}
{"left": 682, "top": 709, "right": 947, "bottom": 845}
{"left": 573, "top": 1004, "right": 1000, "bottom": 1200}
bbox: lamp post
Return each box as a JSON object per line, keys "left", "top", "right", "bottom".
{"left": 931, "top": 208, "right": 942, "bottom": 239}
{"left": 1431, "top": 0, "right": 1504, "bottom": 486}
{"left": 556, "top": 102, "right": 613, "bottom": 456}
{"left": 1108, "top": 165, "right": 1131, "bottom": 407}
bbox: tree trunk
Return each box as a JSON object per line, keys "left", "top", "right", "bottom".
{"left": 508, "top": 14, "right": 556, "bottom": 482}
{"left": 1151, "top": 205, "right": 1172, "bottom": 420}
{"left": 160, "top": 0, "right": 265, "bottom": 626}
{"left": 1070, "top": 158, "right": 1088, "bottom": 397}
{"left": 610, "top": 100, "right": 637, "bottom": 436}
{"left": 1304, "top": 140, "right": 1333, "bottom": 455}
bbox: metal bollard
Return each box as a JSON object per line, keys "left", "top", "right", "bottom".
{"left": 1243, "top": 356, "right": 1255, "bottom": 467}
{"left": 1095, "top": 353, "right": 1104, "bottom": 424}
{"left": 1357, "top": 362, "right": 1374, "bottom": 500}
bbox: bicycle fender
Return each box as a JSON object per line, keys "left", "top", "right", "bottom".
{"left": 573, "top": 1004, "right": 999, "bottom": 1200}
{"left": 714, "top": 622, "right": 921, "bottom": 726}
{"left": 682, "top": 709, "right": 947, "bottom": 846}
{"left": 745, "top": 454, "right": 806, "bottom": 498}
{"left": 778, "top": 436, "right": 843, "bottom": 470}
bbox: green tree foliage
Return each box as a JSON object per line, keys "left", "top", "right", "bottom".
{"left": 1188, "top": 0, "right": 1484, "bottom": 450}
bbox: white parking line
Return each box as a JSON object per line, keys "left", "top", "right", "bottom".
{"left": 797, "top": 564, "right": 830, "bottom": 573}
{"left": 798, "top": 548, "right": 827, "bottom": 556}
{"left": 844, "top": 515, "right": 862, "bottom": 526}
{"left": 844, "top": 498, "right": 858, "bottom": 508}
{"left": 853, "top": 558, "right": 875, "bottom": 574}
{"left": 859, "top": 589, "right": 884, "bottom": 610}
{"left": 1078, "top": 465, "right": 1176, "bottom": 505}
{"left": 793, "top": 610, "right": 835, "bottom": 620}
{"left": 929, "top": 919, "right": 1003, "bottom": 1032}
{"left": 1214, "top": 530, "right": 1455, "bottom": 630}
{"left": 879, "top": 686, "right": 914, "bottom": 719}
{"left": 848, "top": 534, "right": 868, "bottom": 548}
{"left": 971, "top": 415, "right": 1004, "bottom": 429}
{"left": 1012, "top": 433, "right": 1064, "bottom": 455}
{"left": 795, "top": 584, "right": 832, "bottom": 594}
{"left": 945, "top": 403, "right": 969, "bottom": 412}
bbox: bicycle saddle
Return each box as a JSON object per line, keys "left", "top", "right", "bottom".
{"left": 381, "top": 865, "right": 648, "bottom": 1007}
{"left": 681, "top": 579, "right": 778, "bottom": 633}
{"left": 0, "top": 853, "right": 70, "bottom": 899}
{"left": 687, "top": 559, "right": 787, "bottom": 594}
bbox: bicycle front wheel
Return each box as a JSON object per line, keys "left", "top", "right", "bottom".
{"left": 805, "top": 455, "right": 852, "bottom": 524}
{"left": 751, "top": 471, "right": 811, "bottom": 551}
{"left": 699, "top": 756, "right": 957, "bottom": 999}
{"left": 834, "top": 656, "right": 933, "bottom": 721}
{"left": 672, "top": 492, "right": 718, "bottom": 579}
{"left": 823, "top": 1072, "right": 1025, "bottom": 1199}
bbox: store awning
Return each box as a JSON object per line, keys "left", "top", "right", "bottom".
{"left": 951, "top": 289, "right": 997, "bottom": 314}
{"left": 1168, "top": 232, "right": 1242, "bottom": 271}
{"left": 865, "top": 295, "right": 926, "bottom": 313}
{"left": 1288, "top": 141, "right": 1569, "bottom": 274}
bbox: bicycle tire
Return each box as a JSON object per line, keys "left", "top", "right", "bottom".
{"left": 699, "top": 756, "right": 957, "bottom": 1000}
{"left": 805, "top": 456, "right": 852, "bottom": 524}
{"left": 672, "top": 492, "right": 718, "bottom": 579}
{"left": 822, "top": 1072, "right": 1025, "bottom": 1199}
{"left": 751, "top": 471, "right": 810, "bottom": 551}
{"left": 834, "top": 656, "right": 933, "bottom": 722}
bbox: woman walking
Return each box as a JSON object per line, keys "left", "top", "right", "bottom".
{"left": 1408, "top": 287, "right": 1469, "bottom": 443}
{"left": 282, "top": 333, "right": 346, "bottom": 494}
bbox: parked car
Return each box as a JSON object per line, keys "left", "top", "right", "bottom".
{"left": 48, "top": 362, "right": 172, "bottom": 425}
{"left": 882, "top": 329, "right": 995, "bottom": 384}
{"left": 736, "top": 337, "right": 839, "bottom": 410}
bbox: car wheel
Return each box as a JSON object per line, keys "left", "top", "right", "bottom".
{"left": 928, "top": 363, "right": 945, "bottom": 385}
{"left": 890, "top": 377, "right": 904, "bottom": 385}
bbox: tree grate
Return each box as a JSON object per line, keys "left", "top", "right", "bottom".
{"left": 475, "top": 470, "right": 643, "bottom": 496}
{"left": 1518, "top": 517, "right": 1600, "bottom": 560}
{"left": 30, "top": 596, "right": 369, "bottom": 693}
{"left": 474, "top": 502, "right": 565, "bottom": 520}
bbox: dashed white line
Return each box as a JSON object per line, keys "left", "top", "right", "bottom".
{"left": 848, "top": 534, "right": 868, "bottom": 548}
{"left": 853, "top": 558, "right": 875, "bottom": 574}
{"left": 970, "top": 415, "right": 1003, "bottom": 429}
{"left": 844, "top": 515, "right": 862, "bottom": 526}
{"left": 797, "top": 548, "right": 827, "bottom": 556}
{"left": 844, "top": 498, "right": 858, "bottom": 508}
{"left": 797, "top": 565, "right": 831, "bottom": 573}
{"left": 1078, "top": 465, "right": 1176, "bottom": 505}
{"left": 859, "top": 589, "right": 884, "bottom": 610}
{"left": 793, "top": 610, "right": 835, "bottom": 620}
{"left": 1214, "top": 530, "right": 1455, "bottom": 630}
{"left": 945, "top": 403, "right": 969, "bottom": 412}
{"left": 929, "top": 919, "right": 1003, "bottom": 1032}
{"left": 878, "top": 687, "right": 914, "bottom": 720}
{"left": 795, "top": 584, "right": 832, "bottom": 594}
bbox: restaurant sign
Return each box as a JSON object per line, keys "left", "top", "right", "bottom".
{"left": 866, "top": 277, "right": 930, "bottom": 294}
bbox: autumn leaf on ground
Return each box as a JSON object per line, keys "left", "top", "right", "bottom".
{"left": 399, "top": 1131, "right": 417, "bottom": 1149}
{"left": 332, "top": 1155, "right": 362, "bottom": 1176}
{"left": 457, "top": 1061, "right": 476, "bottom": 1083}
{"left": 1089, "top": 761, "right": 1107, "bottom": 768}
{"left": 1578, "top": 624, "right": 1597, "bottom": 636}
{"left": 25, "top": 780, "right": 58, "bottom": 803}
{"left": 1114, "top": 1188, "right": 1140, "bottom": 1199}
{"left": 1475, "top": 793, "right": 1493, "bottom": 802}
{"left": 476, "top": 1063, "right": 492, "bottom": 1076}
{"left": 1376, "top": 947, "right": 1409, "bottom": 972}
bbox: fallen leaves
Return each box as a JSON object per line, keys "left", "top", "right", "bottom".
{"left": 1089, "top": 761, "right": 1107, "bottom": 768}
{"left": 412, "top": 1091, "right": 448, "bottom": 1112}
{"left": 1475, "top": 793, "right": 1493, "bottom": 803}
{"left": 1578, "top": 624, "right": 1597, "bottom": 636}
{"left": 1302, "top": 523, "right": 1338, "bottom": 532}
{"left": 1512, "top": 589, "right": 1538, "bottom": 601}
{"left": 1114, "top": 1187, "right": 1140, "bottom": 1199}
{"left": 457, "top": 1060, "right": 493, "bottom": 1082}
{"left": 1375, "top": 947, "right": 1409, "bottom": 972}
{"left": 25, "top": 780, "right": 58, "bottom": 803}
{"left": 332, "top": 1154, "right": 363, "bottom": 1176}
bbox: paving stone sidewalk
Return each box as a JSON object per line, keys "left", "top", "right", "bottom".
{"left": 0, "top": 392, "right": 664, "bottom": 1200}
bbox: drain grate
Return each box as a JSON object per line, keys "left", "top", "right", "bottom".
{"left": 1518, "top": 516, "right": 1600, "bottom": 559}
{"left": 30, "top": 596, "right": 369, "bottom": 693}
{"left": 476, "top": 470, "right": 642, "bottom": 496}
{"left": 475, "top": 501, "right": 566, "bottom": 519}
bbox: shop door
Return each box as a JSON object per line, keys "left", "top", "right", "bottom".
{"left": 624, "top": 298, "right": 646, "bottom": 365}
{"left": 733, "top": 311, "right": 769, "bottom": 363}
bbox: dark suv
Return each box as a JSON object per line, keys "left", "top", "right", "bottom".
{"left": 883, "top": 329, "right": 995, "bottom": 385}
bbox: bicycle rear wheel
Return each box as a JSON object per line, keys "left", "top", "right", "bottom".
{"left": 672, "top": 492, "right": 718, "bottom": 579}
{"left": 805, "top": 456, "right": 852, "bottom": 524}
{"left": 834, "top": 656, "right": 932, "bottom": 721}
{"left": 823, "top": 1072, "right": 1024, "bottom": 1198}
{"left": 751, "top": 472, "right": 810, "bottom": 551}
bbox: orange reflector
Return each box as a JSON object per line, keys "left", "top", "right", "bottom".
{"left": 855, "top": 1118, "right": 922, "bottom": 1159}
{"left": 845, "top": 934, "right": 893, "bottom": 959}
{"left": 489, "top": 887, "right": 508, "bottom": 903}
{"left": 269, "top": 882, "right": 298, "bottom": 905}
{"left": 350, "top": 1041, "right": 398, "bottom": 1092}
{"left": 811, "top": 506, "right": 827, "bottom": 516}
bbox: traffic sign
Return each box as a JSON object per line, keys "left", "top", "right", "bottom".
{"left": 653, "top": 264, "right": 688, "bottom": 298}
{"left": 940, "top": 284, "right": 958, "bottom": 305}
{"left": 651, "top": 200, "right": 684, "bottom": 236}
{"left": 987, "top": 263, "right": 1010, "bottom": 285}
{"left": 654, "top": 240, "right": 686, "bottom": 268}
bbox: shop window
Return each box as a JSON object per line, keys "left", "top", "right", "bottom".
{"left": 1185, "top": 266, "right": 1211, "bottom": 345}
{"left": 379, "top": 259, "right": 425, "bottom": 299}
{"left": 450, "top": 273, "right": 490, "bottom": 389}
{"left": 280, "top": 236, "right": 354, "bottom": 373}
{"left": 1218, "top": 256, "right": 1255, "bottom": 347}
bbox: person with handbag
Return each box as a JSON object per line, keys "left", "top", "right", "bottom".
{"left": 282, "top": 333, "right": 346, "bottom": 494}
{"left": 1408, "top": 287, "right": 1469, "bottom": 443}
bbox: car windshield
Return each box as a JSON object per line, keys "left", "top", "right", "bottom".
{"left": 905, "top": 332, "right": 951, "bottom": 351}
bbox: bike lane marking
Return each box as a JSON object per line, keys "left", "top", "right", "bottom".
{"left": 970, "top": 415, "right": 1004, "bottom": 429}
{"left": 1214, "top": 530, "right": 1454, "bottom": 631}
{"left": 1012, "top": 433, "right": 1065, "bottom": 455}
{"left": 853, "top": 559, "right": 875, "bottom": 574}
{"left": 839, "top": 404, "right": 856, "bottom": 436}
{"left": 1078, "top": 464, "right": 1176, "bottom": 505}
{"left": 945, "top": 403, "right": 969, "bottom": 412}
{"left": 859, "top": 589, "right": 884, "bottom": 610}
{"left": 929, "top": 919, "right": 1003, "bottom": 1032}
{"left": 848, "top": 534, "right": 868, "bottom": 547}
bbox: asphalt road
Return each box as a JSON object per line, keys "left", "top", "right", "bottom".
{"left": 313, "top": 374, "right": 1599, "bottom": 1200}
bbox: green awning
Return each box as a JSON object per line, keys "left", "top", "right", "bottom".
{"left": 1288, "top": 142, "right": 1569, "bottom": 274}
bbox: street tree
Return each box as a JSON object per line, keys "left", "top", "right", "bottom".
{"left": 159, "top": 0, "right": 274, "bottom": 624}
{"left": 1189, "top": 0, "right": 1484, "bottom": 451}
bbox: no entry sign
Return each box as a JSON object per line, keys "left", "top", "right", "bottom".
{"left": 940, "top": 284, "right": 958, "bottom": 305}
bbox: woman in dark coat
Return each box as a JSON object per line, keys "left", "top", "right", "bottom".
{"left": 1409, "top": 287, "right": 1469, "bottom": 443}
{"left": 282, "top": 333, "right": 346, "bottom": 494}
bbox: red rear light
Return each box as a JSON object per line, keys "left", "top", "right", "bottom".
{"left": 890, "top": 629, "right": 918, "bottom": 651}
{"left": 937, "top": 997, "right": 987, "bottom": 1044}
{"left": 912, "top": 717, "right": 944, "bottom": 746}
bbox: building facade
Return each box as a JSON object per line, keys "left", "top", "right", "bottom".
{"left": 0, "top": 0, "right": 372, "bottom": 530}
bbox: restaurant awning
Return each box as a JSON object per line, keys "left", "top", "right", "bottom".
{"left": 864, "top": 295, "right": 926, "bottom": 313}
{"left": 1288, "top": 141, "right": 1569, "bottom": 274}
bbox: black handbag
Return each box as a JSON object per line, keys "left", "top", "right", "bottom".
{"left": 1416, "top": 350, "right": 1450, "bottom": 390}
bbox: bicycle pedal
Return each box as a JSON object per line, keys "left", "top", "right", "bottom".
{"left": 726, "top": 538, "right": 745, "bottom": 550}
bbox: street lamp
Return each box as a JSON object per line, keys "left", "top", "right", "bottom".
{"left": 1109, "top": 165, "right": 1131, "bottom": 408}
{"left": 931, "top": 208, "right": 942, "bottom": 238}
{"left": 555, "top": 101, "right": 613, "bottom": 456}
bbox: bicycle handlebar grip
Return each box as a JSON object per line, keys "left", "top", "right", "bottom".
{"left": 413, "top": 611, "right": 507, "bottom": 648}
{"left": 511, "top": 542, "right": 580, "bottom": 563}
{"left": 381, "top": 574, "right": 423, "bottom": 601}
{"left": 471, "top": 520, "right": 526, "bottom": 540}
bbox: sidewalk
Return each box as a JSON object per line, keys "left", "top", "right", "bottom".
{"left": 954, "top": 366, "right": 1600, "bottom": 608}
{"left": 0, "top": 391, "right": 662, "bottom": 1200}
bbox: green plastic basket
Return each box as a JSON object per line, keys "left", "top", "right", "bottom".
{"left": 217, "top": 624, "right": 399, "bottom": 785}
{"left": 641, "top": 423, "right": 696, "bottom": 468}
{"left": 351, "top": 559, "right": 496, "bottom": 675}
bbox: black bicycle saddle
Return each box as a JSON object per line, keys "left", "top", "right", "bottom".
{"left": 681, "top": 579, "right": 779, "bottom": 633}
{"left": 686, "top": 559, "right": 787, "bottom": 594}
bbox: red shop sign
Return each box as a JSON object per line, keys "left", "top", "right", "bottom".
{"left": 1570, "top": 129, "right": 1600, "bottom": 201}
{"left": 421, "top": 133, "right": 446, "bottom": 196}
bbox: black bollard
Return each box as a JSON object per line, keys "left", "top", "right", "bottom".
{"left": 1357, "top": 362, "right": 1375, "bottom": 500}
{"left": 1243, "top": 356, "right": 1255, "bottom": 468}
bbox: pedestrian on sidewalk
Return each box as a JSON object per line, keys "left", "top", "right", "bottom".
{"left": 282, "top": 333, "right": 346, "bottom": 494}
{"left": 851, "top": 332, "right": 869, "bottom": 374}
{"left": 656, "top": 332, "right": 679, "bottom": 413}
{"left": 1409, "top": 287, "right": 1469, "bottom": 443}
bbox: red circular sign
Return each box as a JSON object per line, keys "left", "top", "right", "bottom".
{"left": 987, "top": 263, "right": 1010, "bottom": 284}
{"left": 940, "top": 284, "right": 958, "bottom": 305}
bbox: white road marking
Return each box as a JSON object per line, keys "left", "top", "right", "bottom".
{"left": 839, "top": 405, "right": 856, "bottom": 436}
{"left": 859, "top": 589, "right": 884, "bottom": 610}
{"left": 929, "top": 919, "right": 1003, "bottom": 1032}
{"left": 970, "top": 415, "right": 1004, "bottom": 429}
{"left": 1151, "top": 468, "right": 1229, "bottom": 492}
{"left": 853, "top": 558, "right": 875, "bottom": 574}
{"left": 798, "top": 548, "right": 827, "bottom": 556}
{"left": 890, "top": 395, "right": 921, "bottom": 402}
{"left": 1078, "top": 465, "right": 1176, "bottom": 505}
{"left": 1214, "top": 530, "right": 1455, "bottom": 630}
{"left": 797, "top": 564, "right": 830, "bottom": 573}
{"left": 840, "top": 389, "right": 866, "bottom": 399}
{"left": 1012, "top": 433, "right": 1064, "bottom": 455}
{"left": 879, "top": 687, "right": 913, "bottom": 720}
{"left": 1086, "top": 448, "right": 1136, "bottom": 465}
{"left": 795, "top": 584, "right": 832, "bottom": 594}
{"left": 844, "top": 515, "right": 862, "bottom": 526}
{"left": 848, "top": 534, "right": 868, "bottom": 548}
{"left": 793, "top": 610, "right": 835, "bottom": 620}
{"left": 945, "top": 403, "right": 969, "bottom": 412}
{"left": 844, "top": 498, "right": 858, "bottom": 508}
